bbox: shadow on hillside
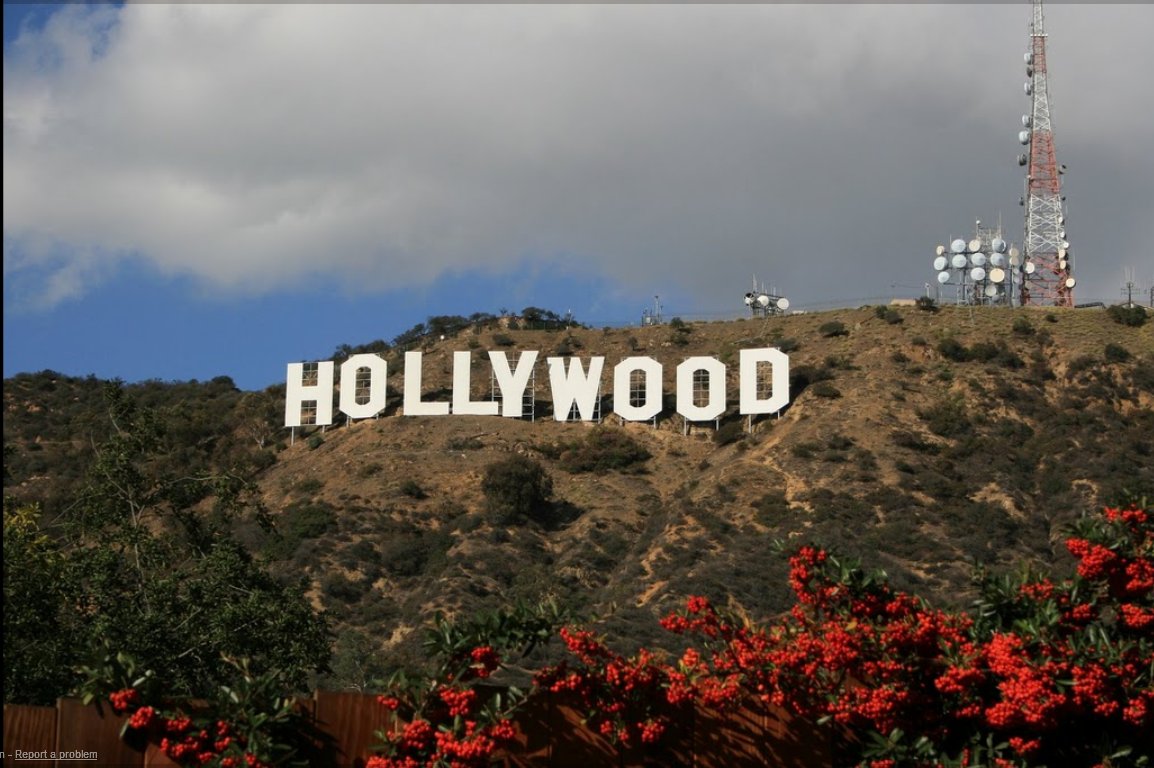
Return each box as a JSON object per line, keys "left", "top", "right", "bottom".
{"left": 539, "top": 500, "right": 584, "bottom": 532}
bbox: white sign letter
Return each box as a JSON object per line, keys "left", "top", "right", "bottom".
{"left": 548, "top": 356, "right": 604, "bottom": 422}
{"left": 339, "top": 354, "right": 389, "bottom": 420}
{"left": 739, "top": 348, "right": 790, "bottom": 415}
{"left": 284, "top": 362, "right": 334, "bottom": 427}
{"left": 452, "top": 351, "right": 499, "bottom": 416}
{"left": 403, "top": 351, "right": 450, "bottom": 416}
{"left": 676, "top": 357, "right": 726, "bottom": 422}
{"left": 613, "top": 357, "right": 663, "bottom": 422}
{"left": 489, "top": 351, "right": 539, "bottom": 418}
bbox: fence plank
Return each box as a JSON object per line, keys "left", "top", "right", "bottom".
{"left": 543, "top": 693, "right": 620, "bottom": 768}
{"left": 3, "top": 704, "right": 56, "bottom": 768}
{"left": 761, "top": 701, "right": 831, "bottom": 768}
{"left": 56, "top": 697, "right": 144, "bottom": 767}
{"left": 311, "top": 691, "right": 395, "bottom": 767}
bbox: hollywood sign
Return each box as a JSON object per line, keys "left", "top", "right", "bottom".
{"left": 284, "top": 349, "right": 789, "bottom": 428}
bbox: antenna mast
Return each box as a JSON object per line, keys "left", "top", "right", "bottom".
{"left": 1019, "top": 0, "right": 1075, "bottom": 306}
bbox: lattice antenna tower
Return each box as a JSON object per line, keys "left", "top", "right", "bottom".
{"left": 1019, "top": 0, "right": 1075, "bottom": 306}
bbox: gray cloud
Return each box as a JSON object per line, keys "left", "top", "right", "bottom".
{"left": 4, "top": 4, "right": 1152, "bottom": 312}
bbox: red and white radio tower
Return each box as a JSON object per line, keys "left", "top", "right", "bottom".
{"left": 1018, "top": 0, "right": 1074, "bottom": 307}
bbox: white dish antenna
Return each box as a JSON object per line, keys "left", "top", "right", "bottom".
{"left": 984, "top": 283, "right": 998, "bottom": 298}
{"left": 989, "top": 267, "right": 1006, "bottom": 284}
{"left": 1065, "top": 277, "right": 1077, "bottom": 288}
{"left": 1025, "top": 82, "right": 1033, "bottom": 95}
{"left": 935, "top": 244, "right": 946, "bottom": 257}
{"left": 776, "top": 297, "right": 790, "bottom": 310}
{"left": 1059, "top": 259, "right": 1068, "bottom": 271}
{"left": 1019, "top": 130, "right": 1031, "bottom": 145}
{"left": 1025, "top": 52, "right": 1033, "bottom": 65}
{"left": 938, "top": 271, "right": 952, "bottom": 284}
{"left": 970, "top": 266, "right": 986, "bottom": 282}
{"left": 990, "top": 253, "right": 1006, "bottom": 268}
{"left": 968, "top": 238, "right": 983, "bottom": 252}
{"left": 951, "top": 254, "right": 968, "bottom": 269}
{"left": 744, "top": 293, "right": 754, "bottom": 305}
{"left": 950, "top": 239, "right": 967, "bottom": 254}
{"left": 933, "top": 256, "right": 948, "bottom": 271}
{"left": 1057, "top": 247, "right": 1067, "bottom": 259}
{"left": 971, "top": 253, "right": 987, "bottom": 267}
{"left": 1008, "top": 246, "right": 1020, "bottom": 258}
{"left": 992, "top": 237, "right": 1007, "bottom": 253}
{"left": 1021, "top": 115, "right": 1032, "bottom": 128}
{"left": 757, "top": 294, "right": 771, "bottom": 307}
{"left": 1024, "top": 261, "right": 1036, "bottom": 274}
{"left": 1062, "top": 240, "right": 1071, "bottom": 249}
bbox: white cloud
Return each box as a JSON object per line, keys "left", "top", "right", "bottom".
{"left": 5, "top": 3, "right": 1153, "bottom": 310}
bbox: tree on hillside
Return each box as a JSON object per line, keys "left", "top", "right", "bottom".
{"left": 2, "top": 383, "right": 330, "bottom": 705}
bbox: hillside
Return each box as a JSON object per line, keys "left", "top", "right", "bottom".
{"left": 5, "top": 303, "right": 1153, "bottom": 687}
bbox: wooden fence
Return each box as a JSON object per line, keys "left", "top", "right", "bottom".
{"left": 3, "top": 691, "right": 832, "bottom": 767}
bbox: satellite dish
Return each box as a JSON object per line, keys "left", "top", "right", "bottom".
{"left": 1058, "top": 215, "right": 1065, "bottom": 224}
{"left": 1021, "top": 115, "right": 1032, "bottom": 128}
{"left": 757, "top": 294, "right": 771, "bottom": 307}
{"left": 1059, "top": 259, "right": 1068, "bottom": 270}
{"left": 1058, "top": 248, "right": 1067, "bottom": 259}
{"left": 1025, "top": 82, "right": 1033, "bottom": 95}
{"left": 1066, "top": 277, "right": 1077, "bottom": 288}
{"left": 968, "top": 239, "right": 982, "bottom": 253}
{"left": 1019, "top": 130, "right": 1031, "bottom": 145}
{"left": 1062, "top": 240, "right": 1070, "bottom": 249}
{"left": 989, "top": 267, "right": 1006, "bottom": 284}
{"left": 1026, "top": 67, "right": 1034, "bottom": 78}
{"left": 1017, "top": 154, "right": 1028, "bottom": 167}
{"left": 951, "top": 239, "right": 966, "bottom": 253}
{"left": 970, "top": 266, "right": 986, "bottom": 282}
{"left": 935, "top": 244, "right": 947, "bottom": 256}
{"left": 1025, "top": 261, "right": 1036, "bottom": 274}
{"left": 992, "top": 237, "right": 1007, "bottom": 253}
{"left": 971, "top": 252, "right": 987, "bottom": 267}
{"left": 1059, "top": 230, "right": 1066, "bottom": 239}
{"left": 1009, "top": 254, "right": 1022, "bottom": 267}
{"left": 744, "top": 294, "right": 754, "bottom": 305}
{"left": 985, "top": 283, "right": 998, "bottom": 298}
{"left": 951, "top": 254, "right": 968, "bottom": 269}
{"left": 1024, "top": 52, "right": 1033, "bottom": 65}
{"left": 990, "top": 253, "right": 1006, "bottom": 267}
{"left": 938, "top": 271, "right": 951, "bottom": 284}
{"left": 1009, "top": 246, "right": 1020, "bottom": 258}
{"left": 933, "top": 256, "right": 948, "bottom": 271}
{"left": 776, "top": 297, "right": 790, "bottom": 310}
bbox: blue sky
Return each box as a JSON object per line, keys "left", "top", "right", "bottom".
{"left": 5, "top": 3, "right": 1153, "bottom": 391}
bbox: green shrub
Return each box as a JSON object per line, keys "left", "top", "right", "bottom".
{"left": 558, "top": 427, "right": 651, "bottom": 474}
{"left": 1012, "top": 316, "right": 1036, "bottom": 336}
{"left": 810, "top": 381, "right": 842, "bottom": 399}
{"left": 398, "top": 479, "right": 427, "bottom": 499}
{"left": 713, "top": 420, "right": 746, "bottom": 447}
{"left": 918, "top": 399, "right": 971, "bottom": 438}
{"left": 915, "top": 296, "right": 938, "bottom": 312}
{"left": 266, "top": 500, "right": 338, "bottom": 559}
{"left": 937, "top": 337, "right": 969, "bottom": 362}
{"left": 819, "top": 321, "right": 848, "bottom": 338}
{"left": 481, "top": 454, "right": 553, "bottom": 524}
{"left": 306, "top": 434, "right": 325, "bottom": 450}
{"left": 294, "top": 477, "right": 325, "bottom": 495}
{"left": 492, "top": 334, "right": 515, "bottom": 347}
{"left": 1106, "top": 304, "right": 1148, "bottom": 327}
{"left": 874, "top": 306, "right": 903, "bottom": 325}
{"left": 1104, "top": 343, "right": 1131, "bottom": 364}
{"left": 777, "top": 338, "right": 801, "bottom": 353}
